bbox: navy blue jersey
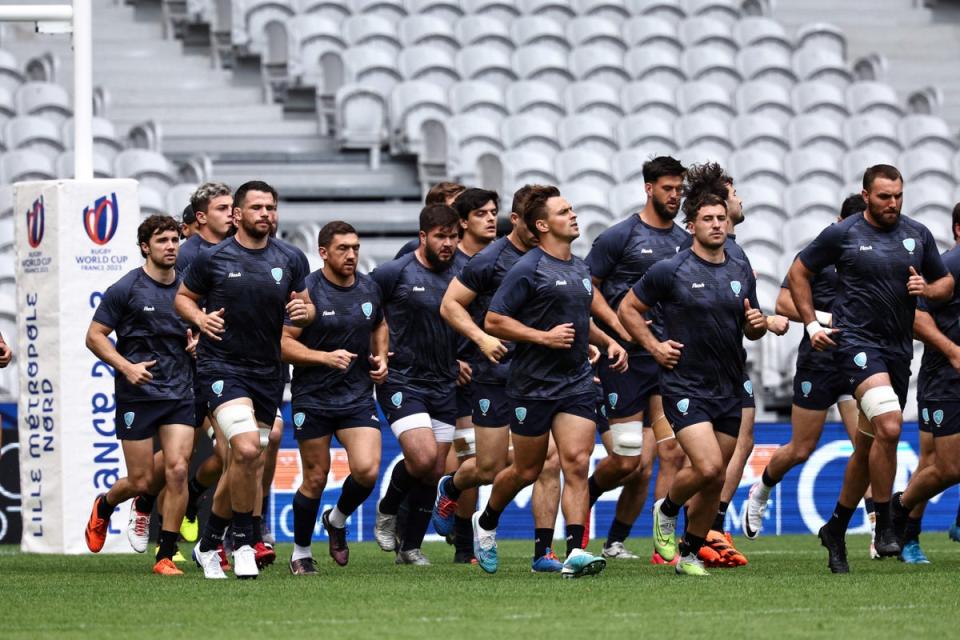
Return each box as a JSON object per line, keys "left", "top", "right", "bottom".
{"left": 372, "top": 252, "right": 459, "bottom": 392}
{"left": 798, "top": 213, "right": 947, "bottom": 360}
{"left": 781, "top": 264, "right": 839, "bottom": 371}
{"left": 917, "top": 246, "right": 960, "bottom": 401}
{"left": 634, "top": 248, "right": 759, "bottom": 399}
{"left": 395, "top": 238, "right": 420, "bottom": 259}
{"left": 183, "top": 237, "right": 310, "bottom": 379}
{"left": 488, "top": 248, "right": 594, "bottom": 399}
{"left": 93, "top": 268, "right": 193, "bottom": 402}
{"left": 586, "top": 215, "right": 688, "bottom": 350}
{"left": 290, "top": 271, "right": 383, "bottom": 410}
{"left": 175, "top": 234, "right": 216, "bottom": 276}
{"left": 451, "top": 248, "right": 478, "bottom": 363}
{"left": 458, "top": 236, "right": 527, "bottom": 384}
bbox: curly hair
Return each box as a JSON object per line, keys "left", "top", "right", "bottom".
{"left": 681, "top": 162, "right": 732, "bottom": 222}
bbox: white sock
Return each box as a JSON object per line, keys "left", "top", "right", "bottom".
{"left": 328, "top": 506, "right": 347, "bottom": 528}
{"left": 291, "top": 544, "right": 312, "bottom": 562}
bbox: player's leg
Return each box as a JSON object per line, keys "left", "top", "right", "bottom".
{"left": 449, "top": 416, "right": 479, "bottom": 562}
{"left": 154, "top": 422, "right": 194, "bottom": 575}
{"left": 394, "top": 426, "right": 444, "bottom": 563}
{"left": 707, "top": 407, "right": 753, "bottom": 565}
{"left": 193, "top": 414, "right": 232, "bottom": 578}
{"left": 257, "top": 412, "right": 284, "bottom": 547}
{"left": 323, "top": 425, "right": 381, "bottom": 567}
{"left": 85, "top": 436, "right": 156, "bottom": 553}
{"left": 834, "top": 396, "right": 878, "bottom": 555}
{"left": 897, "top": 429, "right": 934, "bottom": 563}
{"left": 530, "top": 433, "right": 563, "bottom": 571}
{"left": 649, "top": 395, "right": 685, "bottom": 504}
{"left": 289, "top": 433, "right": 330, "bottom": 575}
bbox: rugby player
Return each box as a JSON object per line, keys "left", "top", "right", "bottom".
{"left": 395, "top": 182, "right": 466, "bottom": 258}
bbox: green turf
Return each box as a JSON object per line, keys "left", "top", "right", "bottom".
{"left": 2, "top": 534, "right": 959, "bottom": 639}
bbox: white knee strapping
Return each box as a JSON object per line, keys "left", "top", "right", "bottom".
{"left": 454, "top": 427, "right": 476, "bottom": 458}
{"left": 215, "top": 404, "right": 258, "bottom": 444}
{"left": 259, "top": 427, "right": 271, "bottom": 449}
{"left": 432, "top": 419, "right": 455, "bottom": 443}
{"left": 860, "top": 386, "right": 900, "bottom": 422}
{"left": 610, "top": 421, "right": 644, "bottom": 456}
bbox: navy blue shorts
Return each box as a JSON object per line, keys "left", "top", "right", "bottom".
{"left": 596, "top": 391, "right": 610, "bottom": 435}
{"left": 202, "top": 374, "right": 284, "bottom": 426}
{"left": 663, "top": 394, "right": 741, "bottom": 438}
{"left": 456, "top": 383, "right": 473, "bottom": 420}
{"left": 599, "top": 354, "right": 658, "bottom": 420}
{"left": 793, "top": 366, "right": 852, "bottom": 411}
{"left": 509, "top": 392, "right": 597, "bottom": 437}
{"left": 471, "top": 381, "right": 511, "bottom": 428}
{"left": 918, "top": 400, "right": 960, "bottom": 437}
{"left": 291, "top": 401, "right": 381, "bottom": 441}
{"left": 116, "top": 398, "right": 196, "bottom": 441}
{"left": 376, "top": 383, "right": 457, "bottom": 427}
{"left": 836, "top": 347, "right": 910, "bottom": 408}
{"left": 741, "top": 374, "right": 756, "bottom": 409}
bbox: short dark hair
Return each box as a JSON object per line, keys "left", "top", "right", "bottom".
{"left": 181, "top": 203, "right": 196, "bottom": 225}
{"left": 862, "top": 164, "right": 903, "bottom": 191}
{"left": 137, "top": 215, "right": 180, "bottom": 257}
{"left": 425, "top": 181, "right": 465, "bottom": 205}
{"left": 317, "top": 220, "right": 357, "bottom": 249}
{"left": 233, "top": 180, "right": 278, "bottom": 209}
{"left": 642, "top": 155, "right": 686, "bottom": 184}
{"left": 453, "top": 188, "right": 499, "bottom": 221}
{"left": 682, "top": 161, "right": 733, "bottom": 221}
{"left": 840, "top": 193, "right": 867, "bottom": 219}
{"left": 511, "top": 184, "right": 535, "bottom": 215}
{"left": 953, "top": 202, "right": 960, "bottom": 242}
{"left": 419, "top": 204, "right": 460, "bottom": 233}
{"left": 522, "top": 185, "right": 562, "bottom": 238}
{"left": 683, "top": 192, "right": 727, "bottom": 224}
{"left": 190, "top": 181, "right": 232, "bottom": 213}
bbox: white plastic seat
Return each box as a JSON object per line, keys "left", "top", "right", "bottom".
{"left": 574, "top": 0, "right": 630, "bottom": 21}
{"left": 166, "top": 183, "right": 199, "bottom": 216}
{"left": 622, "top": 16, "right": 680, "bottom": 55}
{"left": 62, "top": 117, "right": 123, "bottom": 161}
{"left": 0, "top": 149, "right": 54, "bottom": 183}
{"left": 683, "top": 0, "right": 739, "bottom": 22}
{"left": 563, "top": 81, "right": 624, "bottom": 126}
{"left": 906, "top": 183, "right": 954, "bottom": 248}
{"left": 784, "top": 182, "right": 841, "bottom": 220}
{"left": 728, "top": 148, "right": 787, "bottom": 188}
{"left": 616, "top": 114, "right": 677, "bottom": 150}
{"left": 501, "top": 114, "right": 561, "bottom": 156}
{"left": 114, "top": 149, "right": 177, "bottom": 192}
{"left": 389, "top": 80, "right": 452, "bottom": 154}
{"left": 558, "top": 114, "right": 617, "bottom": 153}
{"left": 138, "top": 184, "right": 168, "bottom": 217}
{"left": 898, "top": 115, "right": 957, "bottom": 159}
{"left": 735, "top": 80, "right": 793, "bottom": 126}
{"left": 455, "top": 45, "right": 517, "bottom": 89}
{"left": 461, "top": 0, "right": 522, "bottom": 25}
{"left": 795, "top": 23, "right": 846, "bottom": 59}
{"left": 398, "top": 45, "right": 459, "bottom": 88}
{"left": 453, "top": 15, "right": 513, "bottom": 51}
{"left": 519, "top": 0, "right": 577, "bottom": 23}
{"left": 621, "top": 80, "right": 680, "bottom": 120}
{"left": 734, "top": 214, "right": 783, "bottom": 252}
{"left": 335, "top": 83, "right": 388, "bottom": 150}
{"left": 56, "top": 151, "right": 113, "bottom": 179}
{"left": 569, "top": 45, "right": 629, "bottom": 87}
{"left": 733, "top": 16, "right": 792, "bottom": 55}
{"left": 398, "top": 15, "right": 458, "bottom": 53}
{"left": 566, "top": 16, "right": 626, "bottom": 49}
{"left": 675, "top": 145, "right": 729, "bottom": 168}
{"left": 0, "top": 87, "right": 15, "bottom": 130}
{"left": 678, "top": 16, "right": 736, "bottom": 53}
{"left": 842, "top": 148, "right": 899, "bottom": 184}
{"left": 445, "top": 113, "right": 505, "bottom": 181}
{"left": 608, "top": 182, "right": 648, "bottom": 218}
{"left": 510, "top": 16, "right": 570, "bottom": 52}
{"left": 784, "top": 211, "right": 837, "bottom": 253}
{"left": 14, "top": 81, "right": 71, "bottom": 124}
{"left": 406, "top": 0, "right": 464, "bottom": 23}
{"left": 792, "top": 80, "right": 849, "bottom": 123}
{"left": 448, "top": 80, "right": 508, "bottom": 120}
{"left": 4, "top": 115, "right": 63, "bottom": 155}
{"left": 846, "top": 81, "right": 904, "bottom": 124}
{"left": 343, "top": 45, "right": 402, "bottom": 96}
{"left": 561, "top": 182, "right": 612, "bottom": 216}
{"left": 794, "top": 48, "right": 853, "bottom": 89}
{"left": 843, "top": 114, "right": 902, "bottom": 159}
{"left": 787, "top": 114, "right": 847, "bottom": 155}
{"left": 784, "top": 148, "right": 843, "bottom": 187}
{"left": 674, "top": 114, "right": 731, "bottom": 152}
{"left": 298, "top": 0, "right": 350, "bottom": 21}
{"left": 504, "top": 80, "right": 566, "bottom": 122}
{"left": 681, "top": 46, "right": 740, "bottom": 93}
{"left": 626, "top": 0, "right": 685, "bottom": 23}
{"left": 512, "top": 45, "right": 576, "bottom": 91}
{"left": 625, "top": 45, "right": 685, "bottom": 86}
{"left": 289, "top": 14, "right": 347, "bottom": 84}
{"left": 500, "top": 149, "right": 560, "bottom": 194}
{"left": 555, "top": 149, "right": 615, "bottom": 188}
{"left": 341, "top": 14, "right": 401, "bottom": 51}
{"left": 676, "top": 81, "right": 735, "bottom": 119}
{"left": 736, "top": 44, "right": 796, "bottom": 90}
{"left": 736, "top": 181, "right": 786, "bottom": 221}
{"left": 0, "top": 49, "right": 25, "bottom": 94}
{"left": 572, "top": 209, "right": 616, "bottom": 255}
{"left": 233, "top": 0, "right": 295, "bottom": 52}
{"left": 730, "top": 114, "right": 788, "bottom": 156}
{"left": 348, "top": 0, "right": 407, "bottom": 23}
{"left": 899, "top": 148, "right": 955, "bottom": 193}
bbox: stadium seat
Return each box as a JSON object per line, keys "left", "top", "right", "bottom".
{"left": 505, "top": 80, "right": 566, "bottom": 121}
{"left": 621, "top": 80, "right": 680, "bottom": 120}
{"left": 555, "top": 148, "right": 615, "bottom": 188}
{"left": 397, "top": 15, "right": 458, "bottom": 54}
{"left": 561, "top": 182, "right": 613, "bottom": 217}
{"left": 674, "top": 113, "right": 732, "bottom": 153}
{"left": 676, "top": 81, "right": 736, "bottom": 119}
{"left": 683, "top": 0, "right": 739, "bottom": 21}
{"left": 792, "top": 80, "right": 849, "bottom": 123}
{"left": 608, "top": 182, "right": 647, "bottom": 218}
{"left": 517, "top": 0, "right": 576, "bottom": 23}
{"left": 795, "top": 22, "right": 846, "bottom": 59}
{"left": 793, "top": 48, "right": 853, "bottom": 88}
{"left": 566, "top": 16, "right": 626, "bottom": 50}
{"left": 406, "top": 0, "right": 464, "bottom": 23}
{"left": 0, "top": 49, "right": 24, "bottom": 94}
{"left": 843, "top": 114, "right": 902, "bottom": 158}
{"left": 137, "top": 184, "right": 168, "bottom": 217}
{"left": 787, "top": 114, "right": 847, "bottom": 155}
{"left": 499, "top": 149, "right": 559, "bottom": 194}
{"left": 341, "top": 14, "right": 402, "bottom": 51}
{"left": 233, "top": 0, "right": 296, "bottom": 53}
{"left": 289, "top": 14, "right": 347, "bottom": 84}
{"left": 56, "top": 151, "right": 114, "bottom": 179}
{"left": 736, "top": 44, "right": 797, "bottom": 90}
{"left": 728, "top": 148, "right": 787, "bottom": 188}
{"left": 574, "top": 0, "right": 630, "bottom": 21}
{"left": 166, "top": 183, "right": 198, "bottom": 215}
{"left": 14, "top": 81, "right": 71, "bottom": 125}
{"left": 348, "top": 0, "right": 407, "bottom": 23}
{"left": 730, "top": 114, "right": 789, "bottom": 156}
{"left": 846, "top": 81, "right": 903, "bottom": 124}
{"left": 343, "top": 45, "right": 403, "bottom": 96}
{"left": 572, "top": 209, "right": 616, "bottom": 254}
{"left": 444, "top": 113, "right": 505, "bottom": 181}
{"left": 676, "top": 145, "right": 729, "bottom": 168}
{"left": 569, "top": 45, "right": 630, "bottom": 87}
{"left": 448, "top": 80, "right": 508, "bottom": 119}
{"left": 501, "top": 114, "right": 561, "bottom": 156}
{"left": 842, "top": 148, "right": 899, "bottom": 184}
{"left": 681, "top": 45, "right": 741, "bottom": 93}
{"left": 617, "top": 113, "right": 677, "bottom": 150}
{"left": 4, "top": 115, "right": 64, "bottom": 156}
{"left": 62, "top": 117, "right": 123, "bottom": 161}
{"left": 678, "top": 16, "right": 737, "bottom": 53}
{"left": 563, "top": 81, "right": 624, "bottom": 126}
{"left": 612, "top": 147, "right": 660, "bottom": 183}
{"left": 297, "top": 0, "right": 351, "bottom": 22}
{"left": 512, "top": 45, "right": 576, "bottom": 91}
{"left": 626, "top": 0, "right": 685, "bottom": 23}
{"left": 625, "top": 45, "right": 685, "bottom": 86}
{"left": 335, "top": 84, "right": 388, "bottom": 152}
{"left": 398, "top": 45, "right": 459, "bottom": 88}
{"left": 510, "top": 16, "right": 570, "bottom": 52}
{"left": 114, "top": 149, "right": 178, "bottom": 192}
{"left": 732, "top": 16, "right": 792, "bottom": 55}
{"left": 453, "top": 15, "right": 513, "bottom": 51}
{"left": 0, "top": 87, "right": 15, "bottom": 128}
{"left": 558, "top": 114, "right": 617, "bottom": 153}
{"left": 784, "top": 182, "right": 842, "bottom": 220}
{"left": 736, "top": 181, "right": 786, "bottom": 221}
{"left": 0, "top": 185, "right": 11, "bottom": 217}
{"left": 0, "top": 149, "right": 55, "bottom": 182}
{"left": 461, "top": 0, "right": 522, "bottom": 24}
{"left": 899, "top": 148, "right": 956, "bottom": 193}
{"left": 0, "top": 215, "right": 12, "bottom": 252}
{"left": 455, "top": 45, "right": 517, "bottom": 89}
{"left": 784, "top": 210, "right": 836, "bottom": 253}
{"left": 736, "top": 214, "right": 783, "bottom": 253}
{"left": 907, "top": 186, "right": 954, "bottom": 249}
{"left": 897, "top": 115, "right": 957, "bottom": 159}
{"left": 735, "top": 80, "right": 794, "bottom": 126}
{"left": 621, "top": 16, "right": 680, "bottom": 51}
{"left": 784, "top": 148, "right": 843, "bottom": 187}
{"left": 389, "top": 80, "right": 452, "bottom": 154}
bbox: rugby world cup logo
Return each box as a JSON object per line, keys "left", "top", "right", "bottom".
{"left": 515, "top": 406, "right": 527, "bottom": 424}
{"left": 211, "top": 380, "right": 224, "bottom": 397}
{"left": 677, "top": 398, "right": 689, "bottom": 415}
{"left": 478, "top": 398, "right": 490, "bottom": 416}
{"left": 934, "top": 409, "right": 944, "bottom": 426}
{"left": 801, "top": 381, "right": 812, "bottom": 397}
{"left": 26, "top": 196, "right": 44, "bottom": 248}
{"left": 853, "top": 352, "right": 868, "bottom": 370}
{"left": 123, "top": 412, "right": 135, "bottom": 428}
{"left": 82, "top": 192, "right": 120, "bottom": 245}
{"left": 293, "top": 412, "right": 305, "bottom": 429}
{"left": 391, "top": 392, "right": 403, "bottom": 408}
{"left": 608, "top": 392, "right": 619, "bottom": 409}
{"left": 361, "top": 302, "right": 373, "bottom": 319}
{"left": 730, "top": 280, "right": 742, "bottom": 296}
{"left": 902, "top": 238, "right": 916, "bottom": 255}
{"left": 271, "top": 267, "right": 283, "bottom": 284}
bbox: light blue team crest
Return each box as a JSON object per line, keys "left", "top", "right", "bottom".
{"left": 608, "top": 392, "right": 619, "bottom": 409}
{"left": 582, "top": 278, "right": 592, "bottom": 293}
{"left": 391, "top": 392, "right": 403, "bottom": 408}
{"left": 922, "top": 407, "right": 930, "bottom": 423}
{"left": 801, "top": 381, "right": 812, "bottom": 397}
{"left": 730, "top": 280, "right": 742, "bottom": 296}
{"left": 853, "top": 352, "right": 868, "bottom": 369}
{"left": 293, "top": 412, "right": 306, "bottom": 428}
{"left": 600, "top": 405, "right": 607, "bottom": 417}
{"left": 211, "top": 380, "right": 224, "bottom": 396}
{"left": 271, "top": 267, "right": 283, "bottom": 283}
{"left": 934, "top": 409, "right": 944, "bottom": 426}
{"left": 123, "top": 411, "right": 135, "bottom": 428}
{"left": 515, "top": 407, "right": 527, "bottom": 423}
{"left": 676, "top": 398, "right": 690, "bottom": 414}
{"left": 361, "top": 301, "right": 373, "bottom": 319}
{"left": 903, "top": 238, "right": 916, "bottom": 253}
{"left": 478, "top": 398, "right": 491, "bottom": 416}
{"left": 743, "top": 380, "right": 753, "bottom": 397}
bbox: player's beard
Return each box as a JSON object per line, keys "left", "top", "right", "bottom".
{"left": 240, "top": 217, "right": 270, "bottom": 240}
{"left": 651, "top": 195, "right": 678, "bottom": 221}
{"left": 868, "top": 202, "right": 900, "bottom": 228}
{"left": 424, "top": 243, "right": 453, "bottom": 269}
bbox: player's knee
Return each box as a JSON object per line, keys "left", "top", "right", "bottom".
{"left": 404, "top": 454, "right": 434, "bottom": 479}
{"left": 940, "top": 457, "right": 960, "bottom": 484}
{"left": 698, "top": 461, "right": 724, "bottom": 486}
{"left": 232, "top": 440, "right": 261, "bottom": 465}
{"left": 659, "top": 439, "right": 685, "bottom": 466}
{"left": 164, "top": 457, "right": 189, "bottom": 488}
{"left": 515, "top": 462, "right": 544, "bottom": 486}
{"left": 860, "top": 386, "right": 901, "bottom": 437}
{"left": 540, "top": 450, "right": 560, "bottom": 477}
{"left": 793, "top": 440, "right": 817, "bottom": 463}
{"left": 128, "top": 472, "right": 154, "bottom": 496}
{"left": 352, "top": 461, "right": 379, "bottom": 487}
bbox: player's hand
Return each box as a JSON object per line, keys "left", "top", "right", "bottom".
{"left": 587, "top": 344, "right": 601, "bottom": 367}
{"left": 287, "top": 293, "right": 310, "bottom": 326}
{"left": 0, "top": 338, "right": 11, "bottom": 367}
{"left": 185, "top": 328, "right": 199, "bottom": 358}
{"left": 766, "top": 314, "right": 789, "bottom": 336}
{"left": 541, "top": 323, "right": 575, "bottom": 349}
{"left": 457, "top": 360, "right": 472, "bottom": 386}
{"left": 477, "top": 333, "right": 508, "bottom": 364}
{"left": 652, "top": 340, "right": 683, "bottom": 369}
{"left": 606, "top": 341, "right": 628, "bottom": 373}
{"left": 907, "top": 266, "right": 927, "bottom": 297}
{"left": 368, "top": 353, "right": 388, "bottom": 383}
{"left": 124, "top": 360, "right": 156, "bottom": 385}
{"left": 810, "top": 327, "right": 839, "bottom": 351}
{"left": 199, "top": 308, "right": 226, "bottom": 341}
{"left": 744, "top": 299, "right": 766, "bottom": 332}
{"left": 322, "top": 349, "right": 357, "bottom": 370}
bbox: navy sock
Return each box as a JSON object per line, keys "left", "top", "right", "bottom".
{"left": 134, "top": 493, "right": 156, "bottom": 514}
{"left": 400, "top": 483, "right": 434, "bottom": 552}
{"left": 97, "top": 495, "right": 115, "bottom": 520}
{"left": 679, "top": 532, "right": 706, "bottom": 556}
{"left": 761, "top": 467, "right": 779, "bottom": 488}
{"left": 864, "top": 497, "right": 875, "bottom": 515}
{"left": 379, "top": 461, "right": 416, "bottom": 516}
{"left": 565, "top": 524, "right": 585, "bottom": 556}
{"left": 874, "top": 501, "right": 891, "bottom": 533}
{"left": 606, "top": 518, "right": 632, "bottom": 545}
{"left": 905, "top": 516, "right": 922, "bottom": 542}
{"left": 660, "top": 494, "right": 682, "bottom": 518}
{"left": 186, "top": 477, "right": 208, "bottom": 520}
{"left": 712, "top": 501, "right": 729, "bottom": 532}
{"left": 337, "top": 475, "right": 374, "bottom": 517}
{"left": 478, "top": 504, "right": 502, "bottom": 531}
{"left": 588, "top": 475, "right": 605, "bottom": 507}
{"left": 446, "top": 476, "right": 463, "bottom": 501}
{"left": 251, "top": 515, "right": 263, "bottom": 544}
{"left": 826, "top": 502, "right": 855, "bottom": 537}
{"left": 292, "top": 491, "right": 321, "bottom": 548}
{"left": 156, "top": 529, "right": 179, "bottom": 562}
{"left": 199, "top": 511, "right": 230, "bottom": 552}
{"left": 454, "top": 516, "right": 472, "bottom": 555}
{"left": 230, "top": 511, "right": 254, "bottom": 548}
{"left": 535, "top": 528, "right": 554, "bottom": 558}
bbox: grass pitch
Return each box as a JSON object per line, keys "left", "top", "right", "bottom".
{"left": 2, "top": 534, "right": 959, "bottom": 639}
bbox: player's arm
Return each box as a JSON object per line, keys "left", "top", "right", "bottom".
{"left": 912, "top": 310, "right": 960, "bottom": 374}
{"left": 280, "top": 325, "right": 356, "bottom": 370}
{"left": 743, "top": 299, "right": 767, "bottom": 341}
{"left": 787, "top": 258, "right": 837, "bottom": 351}
{"left": 617, "top": 289, "right": 682, "bottom": 369}
{"left": 909, "top": 268, "right": 954, "bottom": 302}
{"left": 777, "top": 281, "right": 833, "bottom": 327}
{"left": 590, "top": 287, "right": 634, "bottom": 344}
{"left": 0, "top": 332, "right": 11, "bottom": 367}
{"left": 85, "top": 321, "right": 155, "bottom": 386}
{"left": 485, "top": 311, "right": 573, "bottom": 348}
{"left": 588, "top": 319, "right": 628, "bottom": 372}
{"left": 286, "top": 289, "right": 315, "bottom": 327}
{"left": 368, "top": 319, "right": 389, "bottom": 383}
{"left": 175, "top": 283, "right": 225, "bottom": 341}
{"left": 440, "top": 277, "right": 506, "bottom": 364}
